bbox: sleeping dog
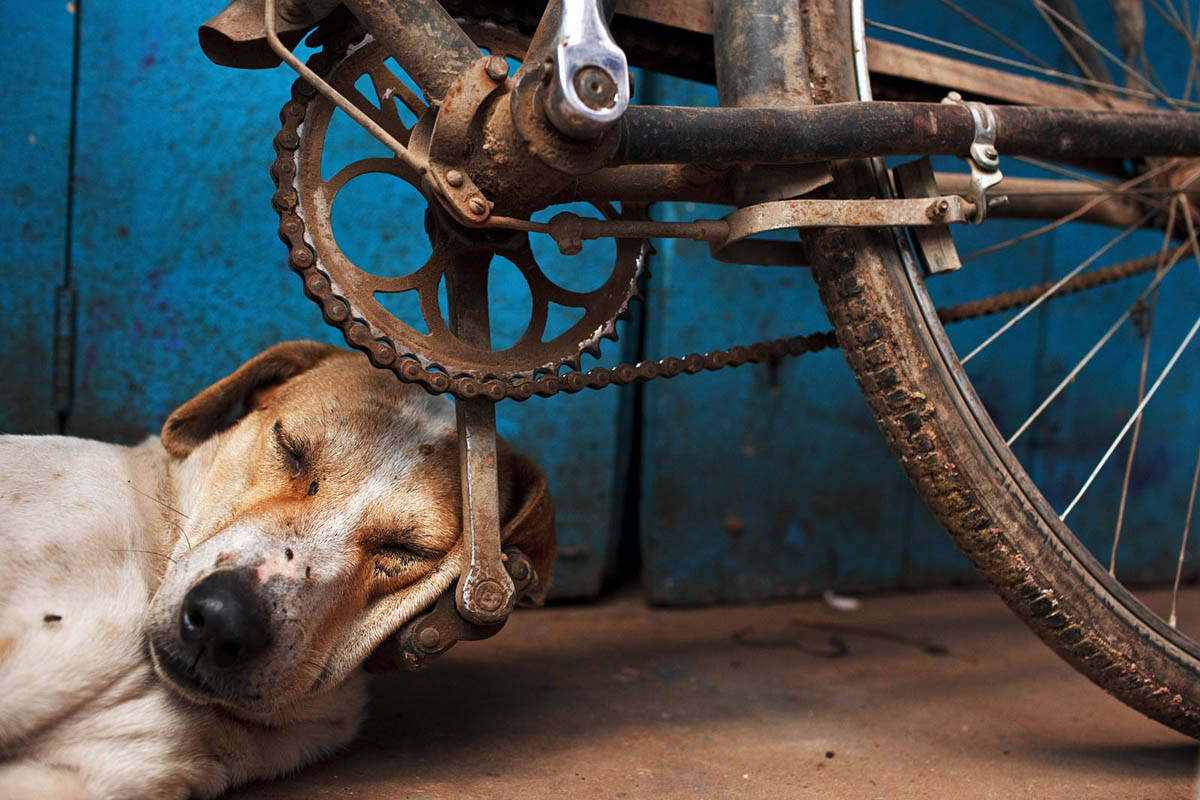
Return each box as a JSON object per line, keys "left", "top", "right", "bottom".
{"left": 0, "top": 341, "right": 554, "bottom": 799}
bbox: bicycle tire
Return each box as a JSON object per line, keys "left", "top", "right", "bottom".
{"left": 797, "top": 1, "right": 1200, "bottom": 737}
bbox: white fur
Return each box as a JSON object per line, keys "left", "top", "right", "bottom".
{"left": 0, "top": 434, "right": 366, "bottom": 799}
{"left": 0, "top": 343, "right": 552, "bottom": 799}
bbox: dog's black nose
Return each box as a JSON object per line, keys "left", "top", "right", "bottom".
{"left": 180, "top": 570, "right": 272, "bottom": 668}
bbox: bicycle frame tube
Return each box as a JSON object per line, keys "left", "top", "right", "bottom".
{"left": 611, "top": 103, "right": 1200, "bottom": 165}
{"left": 340, "top": 0, "right": 480, "bottom": 102}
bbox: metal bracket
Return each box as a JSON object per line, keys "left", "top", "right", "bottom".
{"left": 425, "top": 55, "right": 513, "bottom": 225}
{"left": 893, "top": 156, "right": 964, "bottom": 275}
{"left": 544, "top": 0, "right": 631, "bottom": 139}
{"left": 710, "top": 195, "right": 972, "bottom": 264}
{"left": 941, "top": 91, "right": 1003, "bottom": 223}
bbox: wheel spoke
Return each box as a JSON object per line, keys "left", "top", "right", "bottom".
{"left": 1005, "top": 242, "right": 1188, "bottom": 446}
{"left": 1169, "top": 445, "right": 1200, "bottom": 627}
{"left": 1061, "top": 309, "right": 1200, "bottom": 520}
{"left": 962, "top": 160, "right": 1178, "bottom": 263}
{"left": 1032, "top": 0, "right": 1183, "bottom": 109}
{"left": 865, "top": 18, "right": 1200, "bottom": 107}
{"left": 931, "top": 0, "right": 1053, "bottom": 68}
{"left": 961, "top": 205, "right": 1159, "bottom": 363}
{"left": 1146, "top": 0, "right": 1200, "bottom": 102}
{"left": 1031, "top": 0, "right": 1112, "bottom": 88}
{"left": 1110, "top": 201, "right": 1179, "bottom": 574}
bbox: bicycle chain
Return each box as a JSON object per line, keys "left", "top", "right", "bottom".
{"left": 269, "top": 18, "right": 1170, "bottom": 402}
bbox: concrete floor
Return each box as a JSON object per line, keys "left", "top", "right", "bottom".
{"left": 231, "top": 587, "right": 1199, "bottom": 799}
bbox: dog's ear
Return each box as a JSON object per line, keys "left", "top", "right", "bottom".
{"left": 161, "top": 340, "right": 340, "bottom": 457}
{"left": 500, "top": 449, "right": 556, "bottom": 606}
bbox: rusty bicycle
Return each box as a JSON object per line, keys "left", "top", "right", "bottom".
{"left": 198, "top": 0, "right": 1200, "bottom": 737}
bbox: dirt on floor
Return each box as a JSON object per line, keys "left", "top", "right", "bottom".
{"left": 230, "top": 586, "right": 1199, "bottom": 799}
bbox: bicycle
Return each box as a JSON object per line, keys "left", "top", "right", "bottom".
{"left": 199, "top": 0, "right": 1200, "bottom": 738}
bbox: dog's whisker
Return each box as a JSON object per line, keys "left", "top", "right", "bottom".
{"left": 125, "top": 480, "right": 194, "bottom": 551}
{"left": 112, "top": 548, "right": 177, "bottom": 565}
{"left": 125, "top": 480, "right": 191, "bottom": 520}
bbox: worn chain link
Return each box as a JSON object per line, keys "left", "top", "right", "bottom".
{"left": 268, "top": 20, "right": 1171, "bottom": 402}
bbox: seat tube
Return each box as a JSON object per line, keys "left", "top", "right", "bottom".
{"left": 712, "top": 0, "right": 814, "bottom": 108}
{"left": 711, "top": 0, "right": 830, "bottom": 202}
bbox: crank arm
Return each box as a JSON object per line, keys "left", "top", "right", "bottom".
{"left": 543, "top": 0, "right": 631, "bottom": 138}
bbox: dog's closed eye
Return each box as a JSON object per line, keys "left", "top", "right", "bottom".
{"left": 272, "top": 420, "right": 307, "bottom": 475}
{"left": 368, "top": 532, "right": 441, "bottom": 582}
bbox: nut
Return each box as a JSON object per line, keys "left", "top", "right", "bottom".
{"left": 470, "top": 578, "right": 507, "bottom": 612}
{"left": 485, "top": 55, "right": 509, "bottom": 81}
{"left": 417, "top": 626, "right": 441, "bottom": 650}
{"left": 507, "top": 558, "right": 531, "bottom": 582}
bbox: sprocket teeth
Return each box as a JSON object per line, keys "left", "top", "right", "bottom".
{"left": 581, "top": 344, "right": 601, "bottom": 360}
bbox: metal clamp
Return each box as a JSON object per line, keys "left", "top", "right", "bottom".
{"left": 941, "top": 91, "right": 1003, "bottom": 223}
{"left": 544, "top": 0, "right": 631, "bottom": 139}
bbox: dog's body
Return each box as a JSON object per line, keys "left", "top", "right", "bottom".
{"left": 0, "top": 342, "right": 554, "bottom": 799}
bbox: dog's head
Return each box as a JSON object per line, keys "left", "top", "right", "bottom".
{"left": 146, "top": 341, "right": 554, "bottom": 717}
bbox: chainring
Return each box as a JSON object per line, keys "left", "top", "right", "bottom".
{"left": 271, "top": 33, "right": 646, "bottom": 395}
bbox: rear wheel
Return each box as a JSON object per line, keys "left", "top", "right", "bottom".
{"left": 800, "top": 1, "right": 1200, "bottom": 736}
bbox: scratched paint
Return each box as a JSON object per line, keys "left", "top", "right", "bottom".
{"left": 0, "top": 3, "right": 74, "bottom": 433}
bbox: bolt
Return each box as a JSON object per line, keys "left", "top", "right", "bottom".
{"left": 573, "top": 66, "right": 619, "bottom": 111}
{"left": 507, "top": 558, "right": 531, "bottom": 582}
{"left": 468, "top": 195, "right": 488, "bottom": 216}
{"left": 445, "top": 169, "right": 464, "bottom": 187}
{"left": 485, "top": 54, "right": 509, "bottom": 81}
{"left": 470, "top": 578, "right": 507, "bottom": 613}
{"left": 417, "top": 626, "right": 441, "bottom": 651}
{"left": 926, "top": 199, "right": 950, "bottom": 219}
{"left": 984, "top": 146, "right": 999, "bottom": 160}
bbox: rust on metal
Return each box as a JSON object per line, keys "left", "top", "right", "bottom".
{"left": 365, "top": 549, "right": 539, "bottom": 672}
{"left": 262, "top": 3, "right": 1200, "bottom": 405}
{"left": 894, "top": 157, "right": 965, "bottom": 275}
{"left": 199, "top": 0, "right": 324, "bottom": 69}
{"left": 613, "top": 102, "right": 1200, "bottom": 165}
{"left": 341, "top": 0, "right": 480, "bottom": 102}
{"left": 447, "top": 251, "right": 514, "bottom": 624}
{"left": 275, "top": 35, "right": 649, "bottom": 391}
{"left": 487, "top": 195, "right": 971, "bottom": 265}
{"left": 425, "top": 55, "right": 511, "bottom": 223}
